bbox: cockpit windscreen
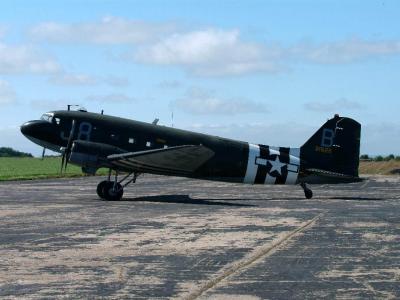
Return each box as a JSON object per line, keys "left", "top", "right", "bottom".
{"left": 40, "top": 113, "right": 54, "bottom": 123}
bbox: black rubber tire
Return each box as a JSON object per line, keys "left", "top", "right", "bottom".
{"left": 102, "top": 182, "right": 124, "bottom": 201}
{"left": 304, "top": 188, "right": 313, "bottom": 199}
{"left": 96, "top": 180, "right": 109, "bottom": 199}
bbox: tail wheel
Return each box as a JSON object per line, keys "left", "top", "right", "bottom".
{"left": 300, "top": 182, "right": 313, "bottom": 199}
{"left": 304, "top": 188, "right": 313, "bottom": 199}
{"left": 102, "top": 182, "right": 124, "bottom": 201}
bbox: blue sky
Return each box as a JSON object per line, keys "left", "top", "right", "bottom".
{"left": 0, "top": 0, "right": 399, "bottom": 156}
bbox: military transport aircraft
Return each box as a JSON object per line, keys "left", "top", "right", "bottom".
{"left": 20, "top": 107, "right": 361, "bottom": 201}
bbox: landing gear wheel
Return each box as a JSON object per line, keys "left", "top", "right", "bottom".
{"left": 300, "top": 182, "right": 313, "bottom": 199}
{"left": 96, "top": 180, "right": 109, "bottom": 199}
{"left": 102, "top": 182, "right": 124, "bottom": 201}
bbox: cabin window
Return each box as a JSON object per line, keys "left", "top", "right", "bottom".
{"left": 146, "top": 141, "right": 152, "bottom": 147}
{"left": 110, "top": 134, "right": 119, "bottom": 141}
{"left": 128, "top": 138, "right": 135, "bottom": 144}
{"left": 54, "top": 117, "right": 60, "bottom": 125}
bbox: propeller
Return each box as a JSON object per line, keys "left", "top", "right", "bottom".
{"left": 41, "top": 148, "right": 46, "bottom": 160}
{"left": 61, "top": 119, "right": 76, "bottom": 173}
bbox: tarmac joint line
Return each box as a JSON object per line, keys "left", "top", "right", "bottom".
{"left": 182, "top": 212, "right": 325, "bottom": 300}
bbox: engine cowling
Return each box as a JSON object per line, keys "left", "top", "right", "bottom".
{"left": 69, "top": 140, "right": 126, "bottom": 173}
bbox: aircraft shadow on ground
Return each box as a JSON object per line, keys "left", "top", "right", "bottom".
{"left": 328, "top": 196, "right": 384, "bottom": 201}
{"left": 122, "top": 194, "right": 256, "bottom": 207}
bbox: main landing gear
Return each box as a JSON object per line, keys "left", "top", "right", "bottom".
{"left": 97, "top": 170, "right": 138, "bottom": 201}
{"left": 300, "top": 182, "right": 313, "bottom": 199}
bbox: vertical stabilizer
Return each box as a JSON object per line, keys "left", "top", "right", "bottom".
{"left": 300, "top": 114, "right": 361, "bottom": 177}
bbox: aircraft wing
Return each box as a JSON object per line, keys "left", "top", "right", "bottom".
{"left": 107, "top": 145, "right": 214, "bottom": 175}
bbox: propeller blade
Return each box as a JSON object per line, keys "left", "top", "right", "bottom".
{"left": 61, "top": 119, "right": 76, "bottom": 174}
{"left": 64, "top": 152, "right": 69, "bottom": 172}
{"left": 41, "top": 148, "right": 46, "bottom": 160}
{"left": 61, "top": 151, "right": 66, "bottom": 173}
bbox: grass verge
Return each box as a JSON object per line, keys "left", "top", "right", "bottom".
{"left": 359, "top": 160, "right": 400, "bottom": 175}
{"left": 0, "top": 157, "right": 107, "bottom": 181}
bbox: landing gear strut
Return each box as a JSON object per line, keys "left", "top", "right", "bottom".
{"left": 300, "top": 182, "right": 313, "bottom": 199}
{"left": 96, "top": 171, "right": 139, "bottom": 201}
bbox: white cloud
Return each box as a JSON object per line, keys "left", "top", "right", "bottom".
{"left": 0, "top": 79, "right": 16, "bottom": 105}
{"left": 47, "top": 72, "right": 130, "bottom": 87}
{"left": 29, "top": 99, "right": 72, "bottom": 111}
{"left": 103, "top": 75, "right": 130, "bottom": 87}
{"left": 134, "top": 31, "right": 400, "bottom": 76}
{"left": 29, "top": 16, "right": 176, "bottom": 44}
{"left": 173, "top": 87, "right": 267, "bottom": 115}
{"left": 291, "top": 38, "right": 400, "bottom": 64}
{"left": 134, "top": 29, "right": 281, "bottom": 76}
{"left": 85, "top": 93, "right": 136, "bottom": 103}
{"left": 48, "top": 72, "right": 97, "bottom": 86}
{"left": 0, "top": 43, "right": 60, "bottom": 74}
{"left": 27, "top": 18, "right": 400, "bottom": 77}
{"left": 304, "top": 98, "right": 363, "bottom": 112}
{"left": 157, "top": 80, "right": 182, "bottom": 89}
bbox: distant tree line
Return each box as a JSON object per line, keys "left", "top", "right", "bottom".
{"left": 360, "top": 154, "right": 400, "bottom": 161}
{"left": 0, "top": 147, "right": 33, "bottom": 157}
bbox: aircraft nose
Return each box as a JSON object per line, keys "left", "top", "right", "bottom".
{"left": 20, "top": 120, "right": 50, "bottom": 138}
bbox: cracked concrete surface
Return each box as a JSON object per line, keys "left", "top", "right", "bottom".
{"left": 0, "top": 174, "right": 399, "bottom": 299}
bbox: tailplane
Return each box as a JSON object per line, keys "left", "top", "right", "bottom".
{"left": 300, "top": 114, "right": 361, "bottom": 178}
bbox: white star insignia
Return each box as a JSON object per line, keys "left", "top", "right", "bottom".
{"left": 268, "top": 156, "right": 286, "bottom": 175}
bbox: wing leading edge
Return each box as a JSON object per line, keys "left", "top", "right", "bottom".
{"left": 107, "top": 145, "right": 214, "bottom": 175}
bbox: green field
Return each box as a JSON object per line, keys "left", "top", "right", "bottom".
{"left": 0, "top": 157, "right": 107, "bottom": 181}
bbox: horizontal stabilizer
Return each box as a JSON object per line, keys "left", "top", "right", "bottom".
{"left": 107, "top": 145, "right": 214, "bottom": 175}
{"left": 306, "top": 168, "right": 364, "bottom": 182}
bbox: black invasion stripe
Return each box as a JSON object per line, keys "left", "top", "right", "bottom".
{"left": 275, "top": 147, "right": 290, "bottom": 184}
{"left": 254, "top": 145, "right": 269, "bottom": 184}
{"left": 279, "top": 147, "right": 290, "bottom": 163}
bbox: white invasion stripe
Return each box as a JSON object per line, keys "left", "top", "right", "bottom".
{"left": 269, "top": 148, "right": 279, "bottom": 155}
{"left": 287, "top": 147, "right": 300, "bottom": 184}
{"left": 286, "top": 171, "right": 298, "bottom": 184}
{"left": 289, "top": 148, "right": 300, "bottom": 159}
{"left": 287, "top": 164, "right": 299, "bottom": 173}
{"left": 255, "top": 157, "right": 267, "bottom": 166}
{"left": 243, "top": 143, "right": 260, "bottom": 184}
{"left": 264, "top": 174, "right": 276, "bottom": 184}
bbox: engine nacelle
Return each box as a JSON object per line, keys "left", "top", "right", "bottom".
{"left": 69, "top": 140, "right": 126, "bottom": 173}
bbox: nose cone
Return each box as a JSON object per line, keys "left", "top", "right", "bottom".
{"left": 21, "top": 120, "right": 61, "bottom": 152}
{"left": 20, "top": 120, "right": 52, "bottom": 139}
{"left": 21, "top": 120, "right": 38, "bottom": 137}
{"left": 20, "top": 121, "right": 32, "bottom": 136}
